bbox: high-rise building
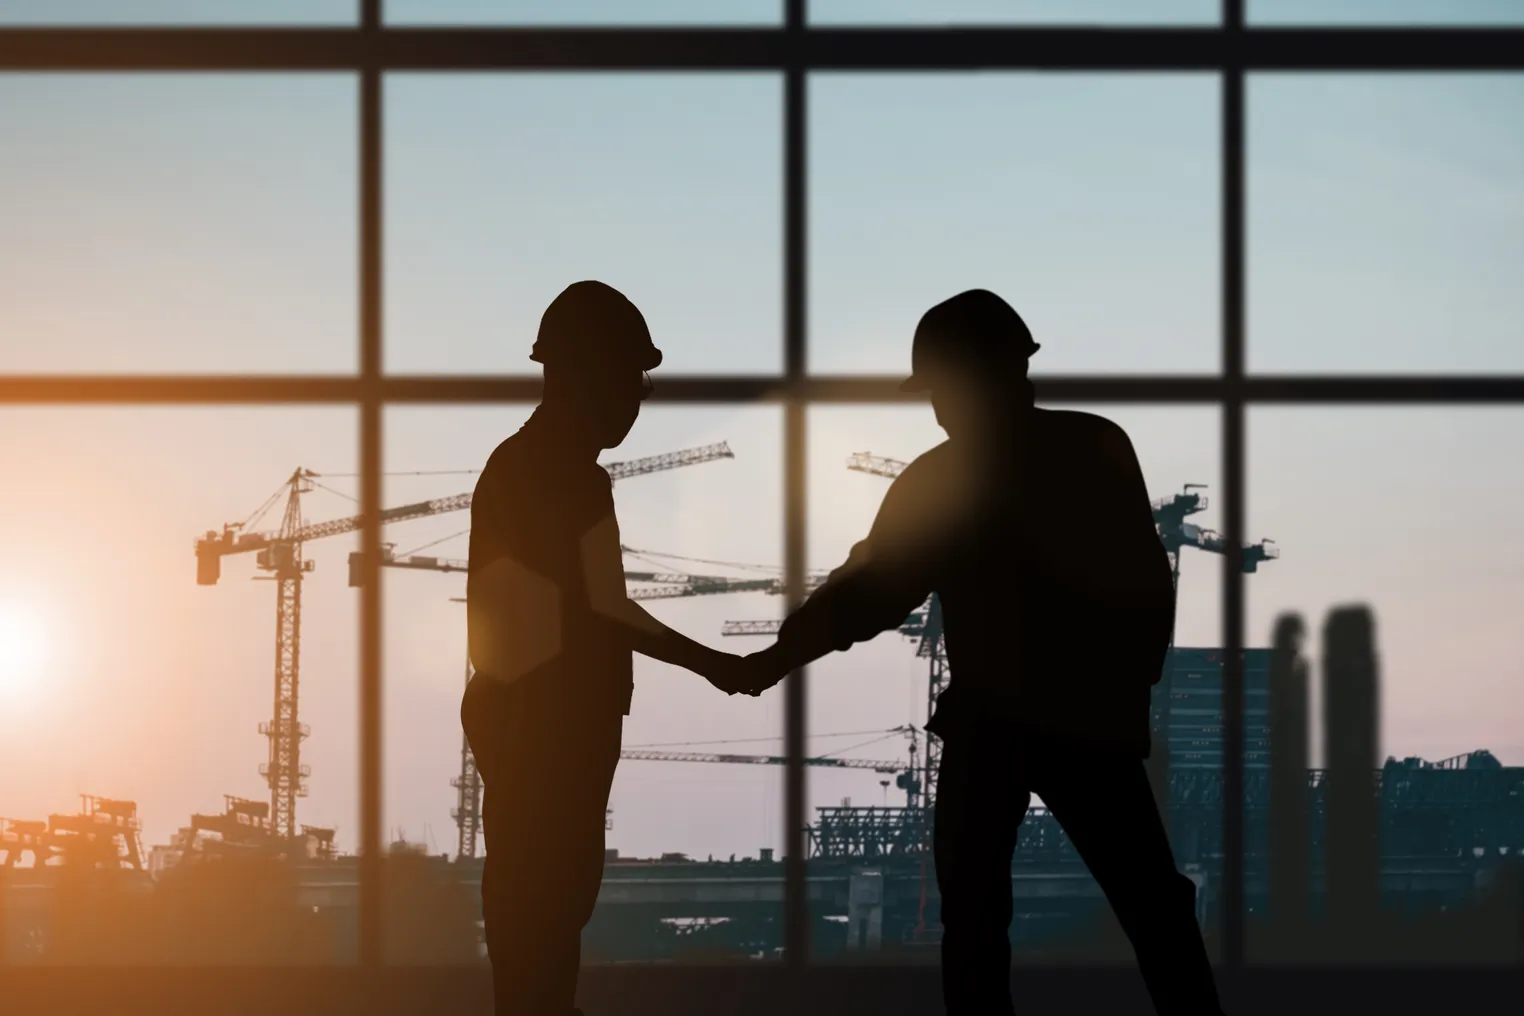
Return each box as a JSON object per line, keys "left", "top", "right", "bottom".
{"left": 1151, "top": 647, "right": 1272, "bottom": 769}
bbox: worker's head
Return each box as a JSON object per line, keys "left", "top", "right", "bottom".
{"left": 533, "top": 281, "right": 662, "bottom": 449}
{"left": 901, "top": 290, "right": 1039, "bottom": 441}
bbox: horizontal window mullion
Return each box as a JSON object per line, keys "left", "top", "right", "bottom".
{"left": 2, "top": 27, "right": 1523, "bottom": 72}
{"left": 3, "top": 374, "right": 1524, "bottom": 405}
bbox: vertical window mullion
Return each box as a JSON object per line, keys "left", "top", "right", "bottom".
{"left": 358, "top": 0, "right": 385, "bottom": 972}
{"left": 1220, "top": 0, "right": 1247, "bottom": 977}
{"left": 783, "top": 0, "right": 810, "bottom": 973}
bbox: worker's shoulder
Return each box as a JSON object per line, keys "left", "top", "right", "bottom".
{"left": 1038, "top": 408, "right": 1133, "bottom": 452}
{"left": 895, "top": 440, "right": 958, "bottom": 483}
{"left": 472, "top": 432, "right": 539, "bottom": 500}
{"left": 479, "top": 431, "right": 531, "bottom": 475}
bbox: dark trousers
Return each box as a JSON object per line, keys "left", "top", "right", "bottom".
{"left": 934, "top": 727, "right": 1225, "bottom": 1016}
{"left": 461, "top": 675, "right": 623, "bottom": 1016}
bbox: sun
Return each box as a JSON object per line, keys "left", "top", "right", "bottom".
{"left": 0, "top": 606, "right": 44, "bottom": 695}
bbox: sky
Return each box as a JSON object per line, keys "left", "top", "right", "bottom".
{"left": 0, "top": 0, "right": 1521, "bottom": 898}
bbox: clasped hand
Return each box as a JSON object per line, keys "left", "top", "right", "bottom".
{"left": 703, "top": 646, "right": 788, "bottom": 697}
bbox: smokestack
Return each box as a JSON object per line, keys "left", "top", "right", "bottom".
{"left": 1321, "top": 605, "right": 1381, "bottom": 956}
{"left": 1267, "top": 612, "right": 1311, "bottom": 954}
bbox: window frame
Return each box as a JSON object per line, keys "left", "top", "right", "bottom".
{"left": 1, "top": 0, "right": 1521, "bottom": 976}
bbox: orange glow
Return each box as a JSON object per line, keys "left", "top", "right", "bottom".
{"left": 0, "top": 601, "right": 44, "bottom": 698}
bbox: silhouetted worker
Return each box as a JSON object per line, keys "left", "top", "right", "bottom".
{"left": 743, "top": 290, "right": 1226, "bottom": 1015}
{"left": 463, "top": 280, "right": 750, "bottom": 1016}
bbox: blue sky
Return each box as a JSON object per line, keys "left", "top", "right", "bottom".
{"left": 0, "top": 0, "right": 1520, "bottom": 932}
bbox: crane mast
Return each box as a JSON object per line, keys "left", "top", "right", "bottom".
{"left": 449, "top": 646, "right": 481, "bottom": 862}
{"left": 259, "top": 471, "right": 315, "bottom": 839}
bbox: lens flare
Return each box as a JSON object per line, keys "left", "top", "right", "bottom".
{"left": 0, "top": 605, "right": 43, "bottom": 695}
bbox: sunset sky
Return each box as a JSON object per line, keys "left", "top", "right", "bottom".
{"left": 0, "top": 1, "right": 1520, "bottom": 875}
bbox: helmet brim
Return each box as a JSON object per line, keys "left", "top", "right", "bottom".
{"left": 899, "top": 374, "right": 929, "bottom": 393}
{"left": 899, "top": 341, "right": 1039, "bottom": 394}
{"left": 530, "top": 344, "right": 664, "bottom": 372}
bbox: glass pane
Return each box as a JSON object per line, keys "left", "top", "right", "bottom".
{"left": 1249, "top": 74, "right": 1524, "bottom": 375}
{"left": 380, "top": 404, "right": 785, "bottom": 964}
{"left": 0, "top": 0, "right": 354, "bottom": 23}
{"left": 809, "top": 75, "right": 1220, "bottom": 376}
{"left": 0, "top": 408, "right": 359, "bottom": 965}
{"left": 386, "top": 0, "right": 780, "bottom": 24}
{"left": 0, "top": 75, "right": 357, "bottom": 374}
{"left": 385, "top": 74, "right": 782, "bottom": 375}
{"left": 810, "top": 0, "right": 1219, "bottom": 24}
{"left": 796, "top": 404, "right": 1225, "bottom": 966}
{"left": 1250, "top": 0, "right": 1524, "bottom": 25}
{"left": 1246, "top": 409, "right": 1524, "bottom": 965}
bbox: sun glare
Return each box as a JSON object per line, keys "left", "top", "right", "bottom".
{"left": 0, "top": 606, "right": 44, "bottom": 695}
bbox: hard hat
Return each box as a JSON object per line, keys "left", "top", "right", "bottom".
{"left": 899, "top": 289, "right": 1040, "bottom": 393}
{"left": 529, "top": 281, "right": 664, "bottom": 373}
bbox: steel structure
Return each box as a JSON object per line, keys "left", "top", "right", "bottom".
{"left": 0, "top": 796, "right": 145, "bottom": 870}
{"left": 4, "top": 4, "right": 1522, "bottom": 976}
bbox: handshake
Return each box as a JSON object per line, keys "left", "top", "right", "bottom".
{"left": 699, "top": 644, "right": 791, "bottom": 698}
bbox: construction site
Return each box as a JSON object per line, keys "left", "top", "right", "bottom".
{"left": 3, "top": 444, "right": 1522, "bottom": 965}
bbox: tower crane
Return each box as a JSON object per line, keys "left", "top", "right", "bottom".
{"left": 194, "top": 442, "right": 735, "bottom": 841}
{"left": 1146, "top": 483, "right": 1279, "bottom": 799}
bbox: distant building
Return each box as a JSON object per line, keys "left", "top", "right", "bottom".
{"left": 1151, "top": 647, "right": 1272, "bottom": 769}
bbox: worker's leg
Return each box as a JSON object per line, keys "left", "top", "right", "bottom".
{"left": 934, "top": 730, "right": 1026, "bottom": 1016}
{"left": 463, "top": 676, "right": 623, "bottom": 1016}
{"left": 1032, "top": 751, "right": 1225, "bottom": 1016}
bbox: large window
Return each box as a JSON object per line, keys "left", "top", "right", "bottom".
{"left": 1, "top": 0, "right": 1520, "bottom": 985}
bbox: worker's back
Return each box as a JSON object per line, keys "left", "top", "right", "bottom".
{"left": 909, "top": 408, "right": 1176, "bottom": 755}
{"left": 466, "top": 415, "right": 636, "bottom": 715}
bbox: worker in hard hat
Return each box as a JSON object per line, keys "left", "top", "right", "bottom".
{"left": 462, "top": 280, "right": 752, "bottom": 1016}
{"left": 738, "top": 289, "right": 1227, "bottom": 1016}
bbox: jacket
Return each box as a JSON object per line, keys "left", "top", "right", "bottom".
{"left": 773, "top": 408, "right": 1176, "bottom": 757}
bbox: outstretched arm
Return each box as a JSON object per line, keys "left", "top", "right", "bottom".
{"left": 580, "top": 513, "right": 747, "bottom": 691}
{"left": 752, "top": 464, "right": 947, "bottom": 682}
